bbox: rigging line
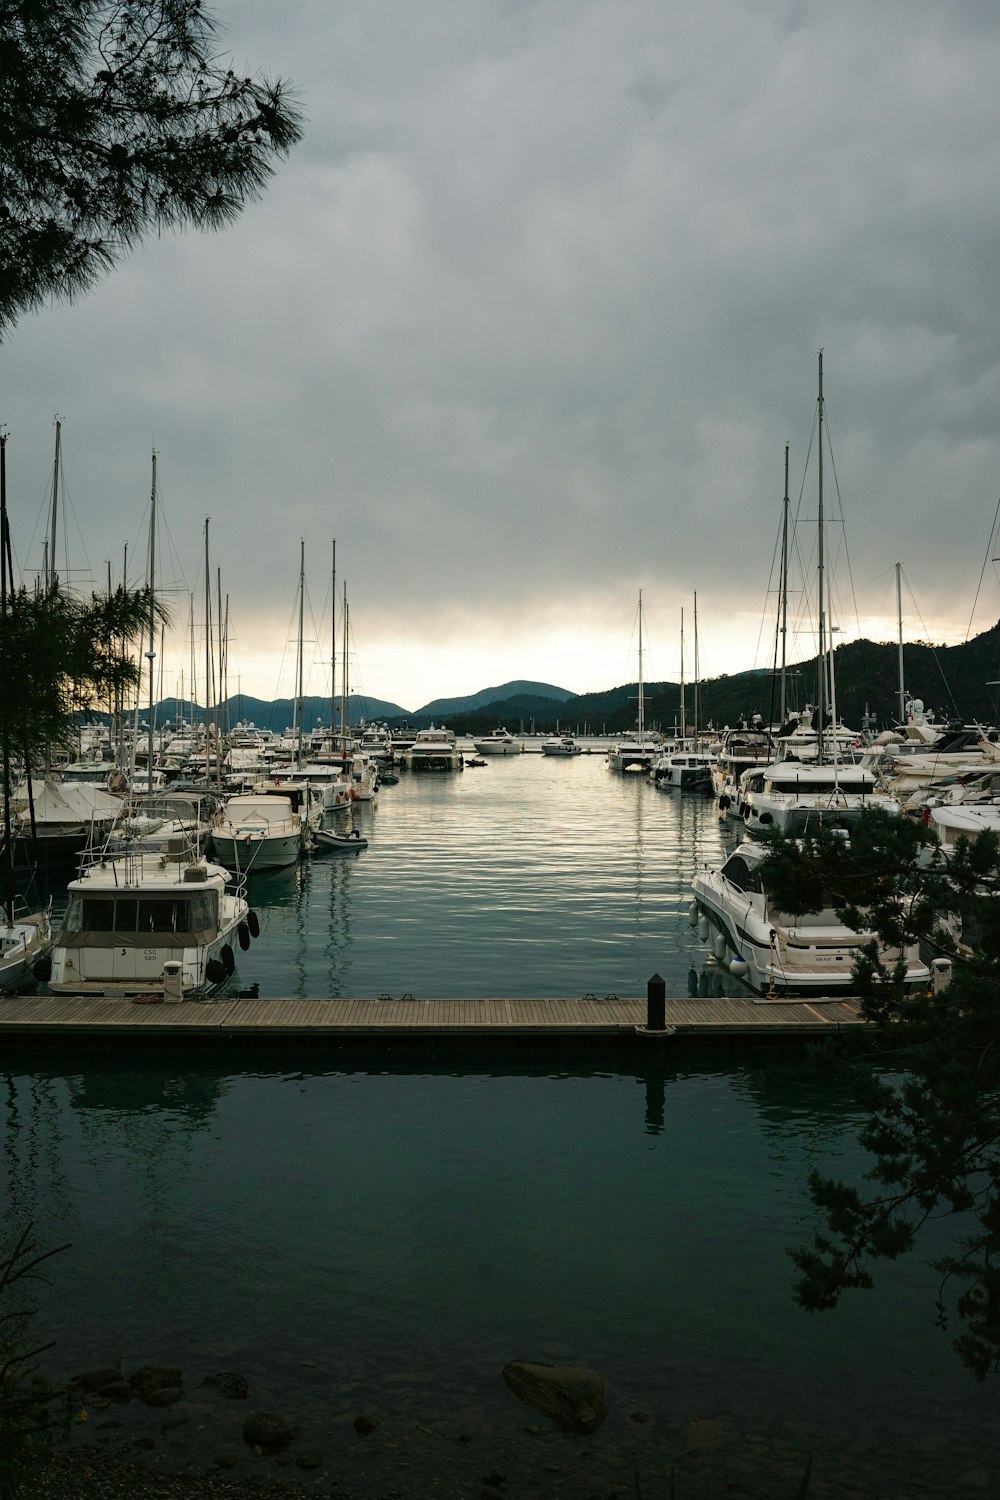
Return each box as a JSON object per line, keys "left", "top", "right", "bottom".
{"left": 900, "top": 566, "right": 967, "bottom": 722}
{"left": 953, "top": 495, "right": 1000, "bottom": 713}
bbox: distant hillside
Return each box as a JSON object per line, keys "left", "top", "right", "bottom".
{"left": 109, "top": 628, "right": 1000, "bottom": 739}
{"left": 416, "top": 680, "right": 574, "bottom": 717}
{"left": 146, "top": 693, "right": 408, "bottom": 734}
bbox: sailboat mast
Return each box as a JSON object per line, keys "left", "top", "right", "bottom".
{"left": 48, "top": 417, "right": 61, "bottom": 592}
{"left": 204, "top": 519, "right": 213, "bottom": 779}
{"left": 679, "top": 606, "right": 685, "bottom": 740}
{"left": 296, "top": 539, "right": 305, "bottom": 768}
{"left": 335, "top": 540, "right": 340, "bottom": 738}
{"left": 896, "top": 561, "right": 905, "bottom": 724}
{"left": 816, "top": 353, "right": 826, "bottom": 762}
{"left": 693, "top": 592, "right": 700, "bottom": 740}
{"left": 146, "top": 452, "right": 157, "bottom": 797}
{"left": 637, "top": 590, "right": 644, "bottom": 741}
{"left": 780, "top": 443, "right": 790, "bottom": 724}
{"left": 340, "top": 586, "right": 350, "bottom": 745}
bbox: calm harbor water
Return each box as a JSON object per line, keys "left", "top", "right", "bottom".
{"left": 212, "top": 745, "right": 741, "bottom": 1001}
{"left": 6, "top": 752, "right": 992, "bottom": 1495}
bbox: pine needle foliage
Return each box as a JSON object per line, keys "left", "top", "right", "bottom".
{"left": 0, "top": 582, "right": 167, "bottom": 759}
{"left": 758, "top": 809, "right": 1000, "bottom": 1377}
{"left": 0, "top": 0, "right": 303, "bottom": 338}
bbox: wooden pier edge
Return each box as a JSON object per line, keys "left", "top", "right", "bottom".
{"left": 0, "top": 994, "right": 865, "bottom": 1049}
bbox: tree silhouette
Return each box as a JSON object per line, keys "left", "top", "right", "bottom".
{"left": 0, "top": 0, "right": 302, "bottom": 338}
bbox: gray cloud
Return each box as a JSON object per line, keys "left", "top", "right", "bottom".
{"left": 3, "top": 0, "right": 999, "bottom": 707}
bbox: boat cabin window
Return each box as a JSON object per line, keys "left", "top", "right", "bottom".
{"left": 720, "top": 855, "right": 763, "bottom": 894}
{"left": 769, "top": 776, "right": 869, "bottom": 795}
{"left": 64, "top": 891, "right": 219, "bottom": 936}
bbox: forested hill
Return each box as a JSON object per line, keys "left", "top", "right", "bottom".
{"left": 435, "top": 623, "right": 1000, "bottom": 735}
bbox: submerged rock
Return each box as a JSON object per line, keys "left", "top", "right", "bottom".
{"left": 201, "top": 1371, "right": 250, "bottom": 1400}
{"left": 242, "top": 1412, "right": 291, "bottom": 1449}
{"left": 129, "top": 1366, "right": 183, "bottom": 1400}
{"left": 73, "top": 1365, "right": 122, "bottom": 1393}
{"left": 501, "top": 1361, "right": 606, "bottom": 1434}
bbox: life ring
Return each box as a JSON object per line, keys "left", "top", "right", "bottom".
{"left": 220, "top": 944, "right": 235, "bottom": 975}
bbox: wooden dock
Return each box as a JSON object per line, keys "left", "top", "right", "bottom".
{"left": 0, "top": 993, "right": 864, "bottom": 1050}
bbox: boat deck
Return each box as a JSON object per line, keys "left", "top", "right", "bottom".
{"left": 0, "top": 992, "right": 863, "bottom": 1049}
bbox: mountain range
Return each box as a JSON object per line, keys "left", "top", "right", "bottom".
{"left": 136, "top": 624, "right": 1000, "bottom": 736}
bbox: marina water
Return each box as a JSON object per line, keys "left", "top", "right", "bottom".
{"left": 5, "top": 750, "right": 993, "bottom": 1495}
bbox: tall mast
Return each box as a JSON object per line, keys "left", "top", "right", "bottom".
{"left": 896, "top": 561, "right": 905, "bottom": 724}
{"left": 188, "top": 593, "right": 195, "bottom": 732}
{"left": 679, "top": 606, "right": 685, "bottom": 740}
{"left": 204, "top": 519, "right": 213, "bottom": 776}
{"left": 340, "top": 583, "right": 349, "bottom": 744}
{"left": 780, "top": 443, "right": 790, "bottom": 724}
{"left": 146, "top": 452, "right": 157, "bottom": 797}
{"left": 335, "top": 540, "right": 340, "bottom": 732}
{"left": 296, "top": 539, "right": 305, "bottom": 768}
{"left": 816, "top": 352, "right": 826, "bottom": 762}
{"left": 693, "top": 591, "right": 700, "bottom": 740}
{"left": 47, "top": 417, "right": 61, "bottom": 592}
{"left": 217, "top": 568, "right": 225, "bottom": 740}
{"left": 637, "top": 590, "right": 644, "bottom": 741}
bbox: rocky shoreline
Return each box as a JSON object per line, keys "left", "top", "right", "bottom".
{"left": 15, "top": 1353, "right": 986, "bottom": 1500}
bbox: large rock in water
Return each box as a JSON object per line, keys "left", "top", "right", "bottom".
{"left": 501, "top": 1361, "right": 606, "bottom": 1433}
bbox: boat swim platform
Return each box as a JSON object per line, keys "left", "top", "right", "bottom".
{"left": 0, "top": 993, "right": 864, "bottom": 1052}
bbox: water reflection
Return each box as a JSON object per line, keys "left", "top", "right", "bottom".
{"left": 2, "top": 1049, "right": 997, "bottom": 1497}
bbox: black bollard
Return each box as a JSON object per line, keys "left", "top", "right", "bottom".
{"left": 646, "top": 972, "right": 666, "bottom": 1031}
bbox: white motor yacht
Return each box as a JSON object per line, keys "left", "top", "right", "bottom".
{"left": 397, "top": 726, "right": 464, "bottom": 771}
{"left": 691, "top": 840, "right": 929, "bottom": 998}
{"left": 48, "top": 845, "right": 252, "bottom": 997}
{"left": 541, "top": 735, "right": 582, "bottom": 757}
{"left": 650, "top": 748, "right": 715, "bottom": 791}
{"left": 210, "top": 793, "right": 308, "bottom": 872}
{"left": 472, "top": 727, "right": 524, "bottom": 755}
{"left": 737, "top": 760, "right": 900, "bottom": 834}
{"left": 607, "top": 733, "right": 660, "bottom": 773}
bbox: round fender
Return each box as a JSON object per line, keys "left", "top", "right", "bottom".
{"left": 220, "top": 944, "right": 236, "bottom": 975}
{"left": 247, "top": 910, "right": 260, "bottom": 939}
{"left": 32, "top": 955, "right": 52, "bottom": 982}
{"left": 205, "top": 957, "right": 227, "bottom": 985}
{"left": 237, "top": 921, "right": 251, "bottom": 951}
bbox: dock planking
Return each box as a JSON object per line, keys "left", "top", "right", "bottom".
{"left": 0, "top": 992, "right": 864, "bottom": 1048}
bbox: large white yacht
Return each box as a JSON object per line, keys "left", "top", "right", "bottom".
{"left": 541, "top": 735, "right": 582, "bottom": 757}
{"left": 607, "top": 733, "right": 660, "bottom": 773}
{"left": 472, "top": 727, "right": 524, "bottom": 755}
{"left": 209, "top": 792, "right": 310, "bottom": 872}
{"left": 691, "top": 840, "right": 929, "bottom": 998}
{"left": 736, "top": 759, "right": 900, "bottom": 834}
{"left": 650, "top": 747, "right": 715, "bottom": 791}
{"left": 397, "top": 726, "right": 464, "bottom": 771}
{"left": 49, "top": 845, "right": 251, "bottom": 997}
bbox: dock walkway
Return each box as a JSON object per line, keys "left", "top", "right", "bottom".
{"left": 0, "top": 993, "right": 863, "bottom": 1049}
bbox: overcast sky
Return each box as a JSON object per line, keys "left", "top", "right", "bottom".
{"left": 4, "top": 0, "right": 1000, "bottom": 713}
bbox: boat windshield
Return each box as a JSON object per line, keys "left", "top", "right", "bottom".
{"left": 61, "top": 891, "right": 220, "bottom": 946}
{"left": 720, "top": 855, "right": 764, "bottom": 894}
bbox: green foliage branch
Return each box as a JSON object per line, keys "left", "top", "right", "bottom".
{"left": 758, "top": 808, "right": 1000, "bottom": 1377}
{"left": 0, "top": 582, "right": 168, "bottom": 761}
{"left": 0, "top": 0, "right": 303, "bottom": 337}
